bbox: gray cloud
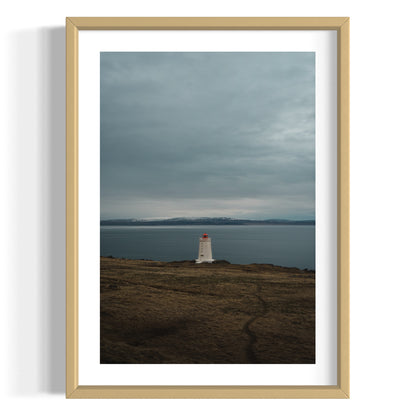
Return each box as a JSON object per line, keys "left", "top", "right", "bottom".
{"left": 100, "top": 52, "right": 315, "bottom": 220}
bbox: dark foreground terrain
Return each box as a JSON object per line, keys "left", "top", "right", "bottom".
{"left": 101, "top": 257, "right": 315, "bottom": 364}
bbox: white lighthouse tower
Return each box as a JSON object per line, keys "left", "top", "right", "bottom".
{"left": 196, "top": 233, "right": 214, "bottom": 263}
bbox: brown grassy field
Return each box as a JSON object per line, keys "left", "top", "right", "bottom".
{"left": 100, "top": 257, "right": 315, "bottom": 364}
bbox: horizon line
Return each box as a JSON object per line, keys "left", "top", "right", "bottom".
{"left": 100, "top": 216, "right": 316, "bottom": 221}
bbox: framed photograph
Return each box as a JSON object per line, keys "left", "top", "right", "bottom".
{"left": 66, "top": 17, "right": 349, "bottom": 399}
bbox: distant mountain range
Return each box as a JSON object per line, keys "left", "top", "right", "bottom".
{"left": 100, "top": 217, "right": 315, "bottom": 226}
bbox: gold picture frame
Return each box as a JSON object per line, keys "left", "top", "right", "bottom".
{"left": 66, "top": 17, "right": 349, "bottom": 399}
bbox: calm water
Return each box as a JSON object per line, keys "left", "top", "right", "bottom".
{"left": 100, "top": 225, "right": 315, "bottom": 269}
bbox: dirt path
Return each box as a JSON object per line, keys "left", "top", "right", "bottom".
{"left": 242, "top": 283, "right": 269, "bottom": 363}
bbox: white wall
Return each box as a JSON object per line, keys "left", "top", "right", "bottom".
{"left": 1, "top": 1, "right": 415, "bottom": 413}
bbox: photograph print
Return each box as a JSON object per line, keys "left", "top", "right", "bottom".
{"left": 100, "top": 52, "right": 315, "bottom": 364}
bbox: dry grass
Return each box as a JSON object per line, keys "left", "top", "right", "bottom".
{"left": 100, "top": 257, "right": 315, "bottom": 364}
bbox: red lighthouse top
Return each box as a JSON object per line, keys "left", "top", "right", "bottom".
{"left": 202, "top": 233, "right": 208, "bottom": 238}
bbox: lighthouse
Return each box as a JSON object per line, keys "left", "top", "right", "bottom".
{"left": 195, "top": 233, "right": 214, "bottom": 263}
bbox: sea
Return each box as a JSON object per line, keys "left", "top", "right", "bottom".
{"left": 100, "top": 225, "right": 315, "bottom": 270}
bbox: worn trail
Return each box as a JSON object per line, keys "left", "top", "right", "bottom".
{"left": 242, "top": 283, "right": 269, "bottom": 363}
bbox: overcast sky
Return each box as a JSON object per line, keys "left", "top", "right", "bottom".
{"left": 100, "top": 52, "right": 315, "bottom": 220}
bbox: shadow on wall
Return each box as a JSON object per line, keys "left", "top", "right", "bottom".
{"left": 7, "top": 27, "right": 66, "bottom": 395}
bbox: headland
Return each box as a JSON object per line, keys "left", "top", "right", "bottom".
{"left": 100, "top": 257, "right": 315, "bottom": 364}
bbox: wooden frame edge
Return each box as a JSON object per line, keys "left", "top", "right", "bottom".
{"left": 67, "top": 385, "right": 347, "bottom": 399}
{"left": 66, "top": 17, "right": 79, "bottom": 398}
{"left": 66, "top": 16, "right": 350, "bottom": 399}
{"left": 337, "top": 17, "right": 350, "bottom": 399}
{"left": 67, "top": 16, "right": 348, "bottom": 30}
